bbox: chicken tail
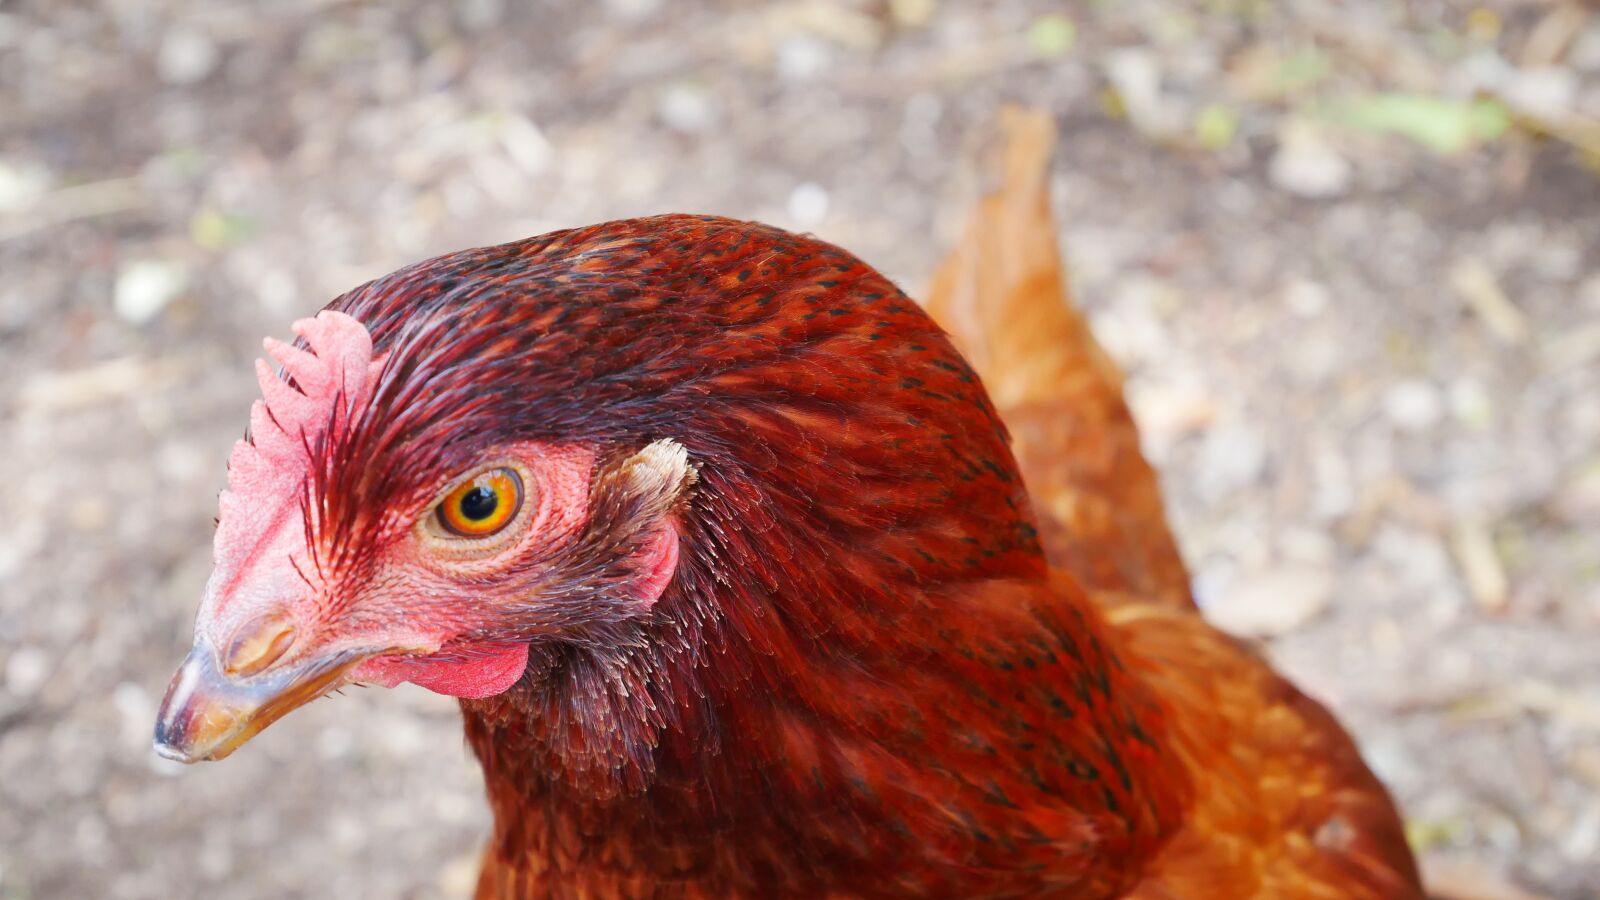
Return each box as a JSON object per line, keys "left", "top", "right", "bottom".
{"left": 923, "top": 107, "right": 1195, "bottom": 610}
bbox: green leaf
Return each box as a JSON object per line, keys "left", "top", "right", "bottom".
{"left": 1027, "top": 14, "right": 1076, "bottom": 58}
{"left": 1274, "top": 48, "right": 1330, "bottom": 93}
{"left": 190, "top": 208, "right": 257, "bottom": 251}
{"left": 1194, "top": 104, "right": 1239, "bottom": 150}
{"left": 1321, "top": 93, "right": 1510, "bottom": 155}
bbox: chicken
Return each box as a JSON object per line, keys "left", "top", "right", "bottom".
{"left": 154, "top": 111, "right": 1422, "bottom": 898}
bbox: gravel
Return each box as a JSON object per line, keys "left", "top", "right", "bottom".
{"left": 2, "top": 1, "right": 1597, "bottom": 898}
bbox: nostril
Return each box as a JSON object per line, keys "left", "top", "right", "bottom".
{"left": 223, "top": 613, "right": 298, "bottom": 677}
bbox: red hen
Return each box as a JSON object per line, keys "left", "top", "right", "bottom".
{"left": 155, "top": 112, "right": 1422, "bottom": 898}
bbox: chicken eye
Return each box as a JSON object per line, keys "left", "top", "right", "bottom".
{"left": 437, "top": 468, "right": 522, "bottom": 537}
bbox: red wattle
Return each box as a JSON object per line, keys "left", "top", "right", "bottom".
{"left": 356, "top": 643, "right": 530, "bottom": 699}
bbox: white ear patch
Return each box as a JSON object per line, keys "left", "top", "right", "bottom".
{"left": 618, "top": 438, "right": 696, "bottom": 508}
{"left": 596, "top": 439, "right": 694, "bottom": 609}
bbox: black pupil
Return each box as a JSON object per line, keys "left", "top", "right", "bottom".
{"left": 458, "top": 486, "right": 499, "bottom": 521}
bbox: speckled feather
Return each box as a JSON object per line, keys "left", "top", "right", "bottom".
{"left": 924, "top": 109, "right": 1421, "bottom": 899}
{"left": 313, "top": 213, "right": 1189, "bottom": 897}
{"left": 290, "top": 123, "right": 1420, "bottom": 896}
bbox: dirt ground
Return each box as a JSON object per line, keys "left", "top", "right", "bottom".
{"left": 2, "top": 1, "right": 1598, "bottom": 898}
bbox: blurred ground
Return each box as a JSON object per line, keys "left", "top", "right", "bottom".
{"left": 2, "top": 1, "right": 1599, "bottom": 898}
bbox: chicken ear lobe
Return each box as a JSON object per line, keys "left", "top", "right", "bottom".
{"left": 582, "top": 438, "right": 694, "bottom": 608}
{"left": 607, "top": 438, "right": 697, "bottom": 513}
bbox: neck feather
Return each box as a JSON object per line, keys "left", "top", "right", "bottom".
{"left": 459, "top": 468, "right": 1190, "bottom": 895}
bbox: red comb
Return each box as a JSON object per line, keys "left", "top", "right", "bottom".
{"left": 215, "top": 311, "right": 383, "bottom": 572}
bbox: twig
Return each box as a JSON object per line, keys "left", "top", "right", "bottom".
{"left": 0, "top": 176, "right": 146, "bottom": 242}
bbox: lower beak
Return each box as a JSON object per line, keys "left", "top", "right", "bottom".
{"left": 152, "top": 641, "right": 363, "bottom": 763}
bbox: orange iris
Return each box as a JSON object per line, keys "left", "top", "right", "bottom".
{"left": 437, "top": 468, "right": 522, "bottom": 537}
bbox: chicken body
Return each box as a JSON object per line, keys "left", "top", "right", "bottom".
{"left": 155, "top": 118, "right": 1421, "bottom": 898}
{"left": 441, "top": 207, "right": 1418, "bottom": 897}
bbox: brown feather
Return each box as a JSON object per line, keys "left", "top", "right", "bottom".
{"left": 922, "top": 107, "right": 1193, "bottom": 611}
{"left": 926, "top": 109, "right": 1422, "bottom": 897}
{"left": 1105, "top": 597, "right": 1423, "bottom": 898}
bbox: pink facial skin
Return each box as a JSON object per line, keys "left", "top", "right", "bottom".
{"left": 338, "top": 441, "right": 597, "bottom": 698}
{"left": 347, "top": 515, "right": 672, "bottom": 698}
{"left": 350, "top": 519, "right": 678, "bottom": 699}
{"left": 343, "top": 451, "right": 682, "bottom": 698}
{"left": 195, "top": 311, "right": 681, "bottom": 702}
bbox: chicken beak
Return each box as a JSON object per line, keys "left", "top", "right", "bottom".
{"left": 152, "top": 640, "right": 363, "bottom": 763}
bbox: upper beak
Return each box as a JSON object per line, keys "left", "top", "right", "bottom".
{"left": 152, "top": 640, "right": 363, "bottom": 763}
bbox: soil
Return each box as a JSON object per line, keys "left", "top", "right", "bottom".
{"left": 2, "top": 2, "right": 1598, "bottom": 898}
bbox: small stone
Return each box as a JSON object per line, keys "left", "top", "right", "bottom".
{"left": 432, "top": 790, "right": 474, "bottom": 824}
{"left": 255, "top": 267, "right": 296, "bottom": 316}
{"left": 1105, "top": 49, "right": 1181, "bottom": 139}
{"left": 1383, "top": 379, "right": 1443, "bottom": 432}
{"left": 0, "top": 159, "right": 51, "bottom": 213}
{"left": 317, "top": 725, "right": 355, "bottom": 760}
{"left": 1197, "top": 420, "right": 1268, "bottom": 499}
{"left": 1552, "top": 460, "right": 1600, "bottom": 523}
{"left": 157, "top": 27, "right": 220, "bottom": 86}
{"left": 328, "top": 812, "right": 368, "bottom": 852}
{"left": 1448, "top": 377, "right": 1493, "bottom": 429}
{"left": 657, "top": 83, "right": 719, "bottom": 134}
{"left": 1283, "top": 277, "right": 1331, "bottom": 317}
{"left": 114, "top": 259, "right": 190, "bottom": 325}
{"left": 787, "top": 182, "right": 829, "bottom": 228}
{"left": 1270, "top": 121, "right": 1351, "bottom": 198}
{"left": 605, "top": 0, "right": 662, "bottom": 18}
{"left": 5, "top": 646, "right": 49, "bottom": 696}
{"left": 1092, "top": 276, "right": 1175, "bottom": 368}
{"left": 1572, "top": 744, "right": 1600, "bottom": 788}
{"left": 1500, "top": 66, "right": 1577, "bottom": 121}
{"left": 1127, "top": 377, "right": 1216, "bottom": 462}
{"left": 1189, "top": 556, "right": 1235, "bottom": 609}
{"left": 0, "top": 521, "right": 45, "bottom": 580}
{"left": 69, "top": 496, "right": 112, "bottom": 533}
{"left": 497, "top": 113, "right": 553, "bottom": 176}
{"left": 75, "top": 813, "right": 110, "bottom": 860}
{"left": 1359, "top": 736, "right": 1423, "bottom": 793}
{"left": 776, "top": 36, "right": 832, "bottom": 82}
{"left": 1309, "top": 444, "right": 1355, "bottom": 520}
{"left": 1278, "top": 527, "right": 1337, "bottom": 565}
{"left": 1573, "top": 22, "right": 1600, "bottom": 72}
{"left": 1562, "top": 808, "right": 1600, "bottom": 862}
{"left": 455, "top": 0, "right": 505, "bottom": 31}
{"left": 1373, "top": 525, "right": 1463, "bottom": 605}
{"left": 113, "top": 681, "right": 154, "bottom": 747}
{"left": 198, "top": 835, "right": 234, "bottom": 879}
{"left": 1207, "top": 564, "right": 1335, "bottom": 638}
{"left": 1285, "top": 329, "right": 1344, "bottom": 385}
{"left": 378, "top": 712, "right": 426, "bottom": 758}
